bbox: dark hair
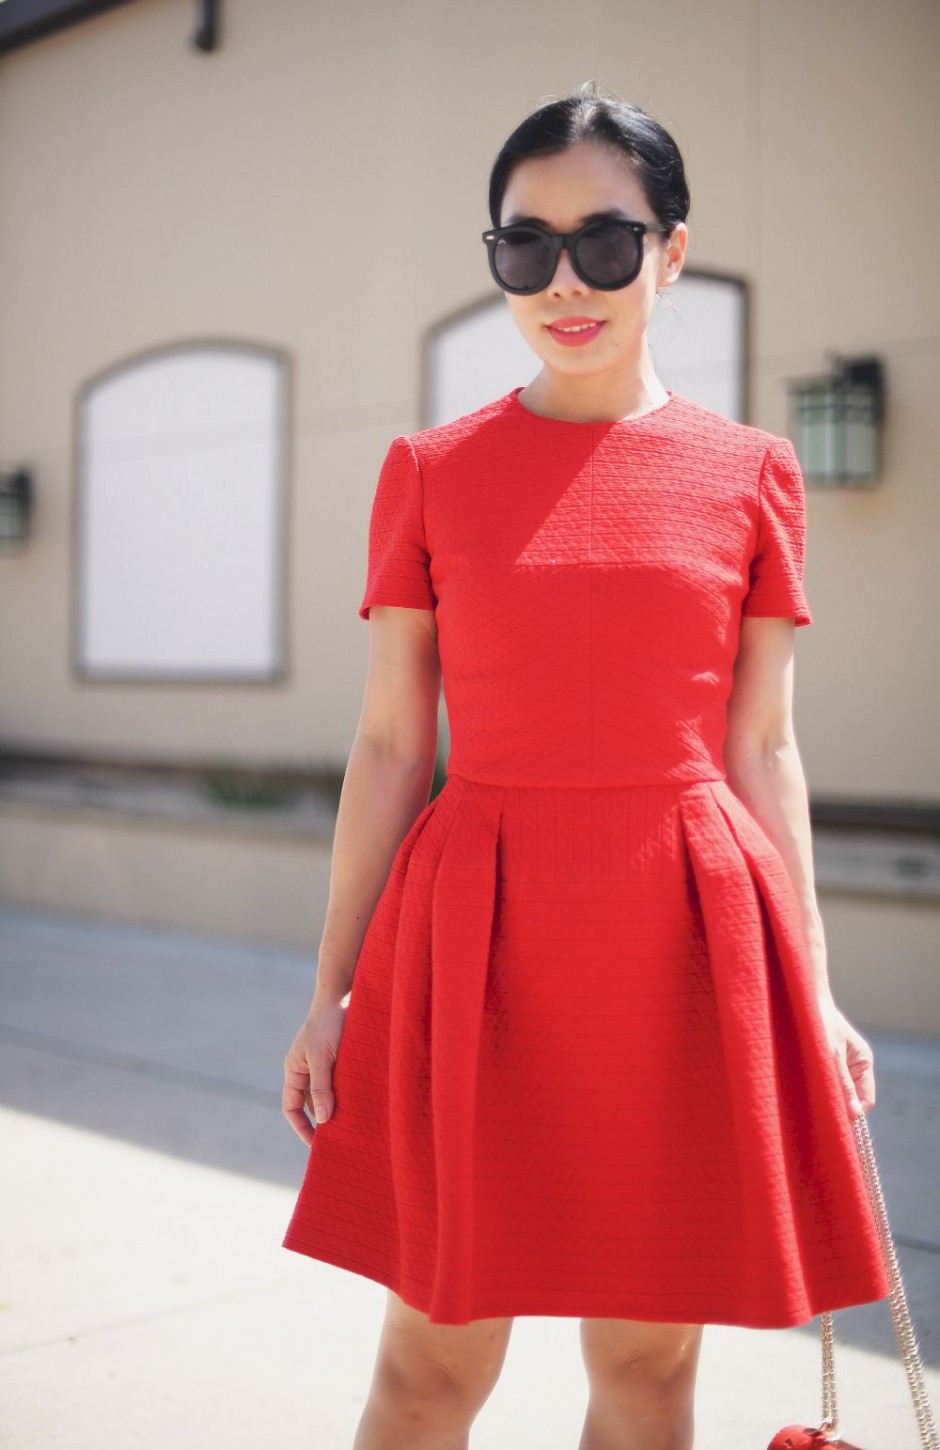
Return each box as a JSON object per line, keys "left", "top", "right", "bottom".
{"left": 487, "top": 80, "right": 691, "bottom": 236}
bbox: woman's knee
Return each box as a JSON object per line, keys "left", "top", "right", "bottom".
{"left": 580, "top": 1318, "right": 703, "bottom": 1405}
{"left": 370, "top": 1292, "right": 513, "bottom": 1422}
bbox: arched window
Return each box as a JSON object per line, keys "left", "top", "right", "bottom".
{"left": 75, "top": 340, "right": 289, "bottom": 682}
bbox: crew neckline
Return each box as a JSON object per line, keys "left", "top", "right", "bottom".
{"left": 508, "top": 385, "right": 679, "bottom": 427}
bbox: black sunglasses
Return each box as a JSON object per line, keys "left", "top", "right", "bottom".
{"left": 481, "top": 217, "right": 671, "bottom": 295}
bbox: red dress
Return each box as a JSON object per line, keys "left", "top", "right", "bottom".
{"left": 281, "top": 386, "right": 890, "bottom": 1327}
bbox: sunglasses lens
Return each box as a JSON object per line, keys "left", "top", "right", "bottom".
{"left": 575, "top": 221, "right": 642, "bottom": 286}
{"left": 492, "top": 227, "right": 554, "bottom": 292}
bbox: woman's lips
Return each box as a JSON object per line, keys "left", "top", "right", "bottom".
{"left": 546, "top": 318, "right": 605, "bottom": 347}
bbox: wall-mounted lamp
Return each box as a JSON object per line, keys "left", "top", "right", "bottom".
{"left": 0, "top": 468, "right": 33, "bottom": 546}
{"left": 192, "top": 0, "right": 219, "bottom": 52}
{"left": 788, "top": 354, "right": 885, "bottom": 488}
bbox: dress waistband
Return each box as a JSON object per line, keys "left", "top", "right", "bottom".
{"left": 444, "top": 771, "right": 728, "bottom": 792}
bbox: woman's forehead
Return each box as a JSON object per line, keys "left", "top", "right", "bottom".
{"left": 501, "top": 142, "right": 647, "bottom": 224}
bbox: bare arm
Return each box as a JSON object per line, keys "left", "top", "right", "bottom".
{"left": 723, "top": 615, "right": 874, "bottom": 1115}
{"left": 724, "top": 615, "right": 830, "bottom": 999}
{"left": 314, "top": 604, "right": 442, "bottom": 1003}
{"left": 283, "top": 604, "right": 441, "bottom": 1142}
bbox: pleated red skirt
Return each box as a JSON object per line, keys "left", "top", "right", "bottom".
{"left": 282, "top": 770, "right": 890, "bottom": 1326}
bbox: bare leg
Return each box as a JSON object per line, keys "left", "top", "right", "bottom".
{"left": 352, "top": 1289, "right": 514, "bottom": 1450}
{"left": 578, "top": 1317, "right": 704, "bottom": 1450}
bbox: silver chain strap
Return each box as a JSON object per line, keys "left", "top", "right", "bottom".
{"left": 817, "top": 1112, "right": 938, "bottom": 1448}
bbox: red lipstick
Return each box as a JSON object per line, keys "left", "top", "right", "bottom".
{"left": 546, "top": 316, "right": 605, "bottom": 348}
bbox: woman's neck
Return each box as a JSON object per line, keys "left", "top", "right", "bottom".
{"left": 518, "top": 364, "right": 669, "bottom": 424}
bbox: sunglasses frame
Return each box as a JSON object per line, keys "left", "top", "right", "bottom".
{"left": 481, "top": 217, "right": 672, "bottom": 295}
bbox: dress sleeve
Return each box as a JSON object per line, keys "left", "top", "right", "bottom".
{"left": 358, "top": 435, "right": 437, "bottom": 620}
{"left": 741, "top": 436, "right": 813, "bottom": 627}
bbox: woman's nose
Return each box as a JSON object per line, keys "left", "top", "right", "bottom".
{"left": 549, "top": 245, "right": 587, "bottom": 292}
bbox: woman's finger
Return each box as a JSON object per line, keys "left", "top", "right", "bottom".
{"left": 846, "top": 1036, "right": 876, "bottom": 1116}
{"left": 282, "top": 1056, "right": 317, "bottom": 1146}
{"left": 836, "top": 1051, "right": 864, "bottom": 1120}
{"left": 309, "top": 1054, "right": 336, "bottom": 1124}
{"left": 818, "top": 1000, "right": 874, "bottom": 1120}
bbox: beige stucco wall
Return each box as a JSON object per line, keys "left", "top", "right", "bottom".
{"left": 0, "top": 0, "right": 937, "bottom": 1032}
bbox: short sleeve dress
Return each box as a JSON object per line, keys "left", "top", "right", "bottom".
{"left": 281, "top": 386, "right": 891, "bottom": 1328}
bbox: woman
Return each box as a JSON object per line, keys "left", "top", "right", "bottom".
{"left": 281, "top": 82, "right": 890, "bottom": 1450}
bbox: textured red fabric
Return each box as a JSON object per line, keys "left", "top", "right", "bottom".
{"left": 282, "top": 387, "right": 891, "bottom": 1327}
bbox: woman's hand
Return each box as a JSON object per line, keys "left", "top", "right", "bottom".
{"left": 282, "top": 994, "right": 349, "bottom": 1147}
{"left": 815, "top": 993, "right": 876, "bottom": 1119}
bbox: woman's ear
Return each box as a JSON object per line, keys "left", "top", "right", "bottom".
{"left": 659, "top": 221, "right": 689, "bottom": 287}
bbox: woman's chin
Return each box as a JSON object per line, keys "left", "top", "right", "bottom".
{"left": 539, "top": 352, "right": 617, "bottom": 381}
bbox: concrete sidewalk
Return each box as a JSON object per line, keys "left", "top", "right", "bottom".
{"left": 0, "top": 902, "right": 937, "bottom": 1449}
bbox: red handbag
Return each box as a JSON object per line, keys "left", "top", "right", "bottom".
{"left": 768, "top": 1114, "right": 937, "bottom": 1450}
{"left": 768, "top": 1431, "right": 861, "bottom": 1449}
